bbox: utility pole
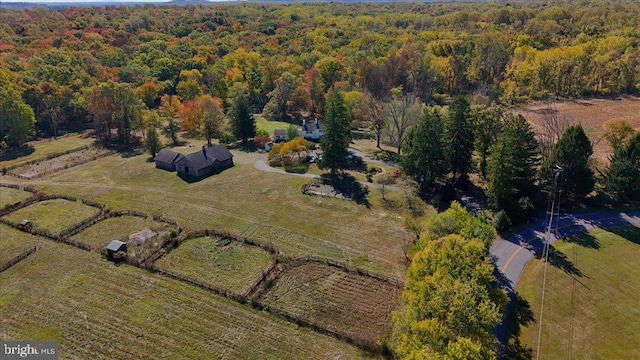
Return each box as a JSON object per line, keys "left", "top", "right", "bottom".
{"left": 536, "top": 166, "right": 562, "bottom": 360}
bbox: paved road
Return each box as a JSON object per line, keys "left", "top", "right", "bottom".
{"left": 491, "top": 209, "right": 640, "bottom": 290}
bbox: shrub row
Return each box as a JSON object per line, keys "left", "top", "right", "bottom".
{"left": 0, "top": 245, "right": 40, "bottom": 273}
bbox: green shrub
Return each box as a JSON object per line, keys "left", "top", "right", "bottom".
{"left": 493, "top": 210, "right": 512, "bottom": 231}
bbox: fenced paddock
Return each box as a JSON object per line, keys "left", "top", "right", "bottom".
{"left": 70, "top": 215, "right": 170, "bottom": 250}
{"left": 258, "top": 261, "right": 402, "bottom": 349}
{"left": 3, "top": 197, "right": 101, "bottom": 234}
{"left": 7, "top": 147, "right": 115, "bottom": 179}
{"left": 155, "top": 235, "right": 274, "bottom": 295}
{"left": 0, "top": 185, "right": 34, "bottom": 209}
{"left": 0, "top": 224, "right": 44, "bottom": 266}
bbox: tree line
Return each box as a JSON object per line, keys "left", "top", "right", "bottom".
{"left": 1, "top": 1, "right": 640, "bottom": 150}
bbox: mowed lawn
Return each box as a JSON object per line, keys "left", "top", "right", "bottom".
{"left": 256, "top": 116, "right": 294, "bottom": 134}
{"left": 0, "top": 240, "right": 372, "bottom": 359}
{"left": 0, "top": 133, "right": 95, "bottom": 169}
{"left": 29, "top": 149, "right": 410, "bottom": 278}
{"left": 0, "top": 224, "right": 43, "bottom": 265}
{"left": 71, "top": 216, "right": 172, "bottom": 249}
{"left": 0, "top": 186, "right": 33, "bottom": 208}
{"left": 260, "top": 261, "right": 402, "bottom": 347}
{"left": 4, "top": 199, "right": 100, "bottom": 234}
{"left": 518, "top": 226, "right": 640, "bottom": 359}
{"left": 156, "top": 236, "right": 273, "bottom": 294}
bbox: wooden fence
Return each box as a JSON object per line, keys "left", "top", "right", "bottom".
{"left": 0, "top": 245, "right": 40, "bottom": 273}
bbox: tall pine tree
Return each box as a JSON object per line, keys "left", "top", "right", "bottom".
{"left": 602, "top": 132, "right": 640, "bottom": 204}
{"left": 402, "top": 107, "right": 448, "bottom": 189}
{"left": 445, "top": 97, "right": 474, "bottom": 184}
{"left": 319, "top": 88, "right": 351, "bottom": 173}
{"left": 228, "top": 83, "right": 256, "bottom": 143}
{"left": 541, "top": 125, "right": 595, "bottom": 201}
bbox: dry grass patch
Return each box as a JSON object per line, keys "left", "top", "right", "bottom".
{"left": 0, "top": 187, "right": 33, "bottom": 208}
{"left": 0, "top": 224, "right": 44, "bottom": 265}
{"left": 10, "top": 147, "right": 112, "bottom": 179}
{"left": 260, "top": 261, "right": 402, "bottom": 347}
{"left": 71, "top": 216, "right": 172, "bottom": 249}
{"left": 156, "top": 236, "right": 273, "bottom": 294}
{"left": 0, "top": 242, "right": 372, "bottom": 359}
{"left": 0, "top": 133, "right": 95, "bottom": 169}
{"left": 518, "top": 226, "right": 640, "bottom": 359}
{"left": 4, "top": 199, "right": 100, "bottom": 234}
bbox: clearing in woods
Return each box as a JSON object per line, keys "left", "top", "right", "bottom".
{"left": 155, "top": 236, "right": 273, "bottom": 294}
{"left": 0, "top": 240, "right": 371, "bottom": 359}
{"left": 259, "top": 261, "right": 403, "bottom": 347}
{"left": 517, "top": 226, "right": 640, "bottom": 360}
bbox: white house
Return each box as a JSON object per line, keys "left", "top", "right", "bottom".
{"left": 301, "top": 118, "right": 323, "bottom": 140}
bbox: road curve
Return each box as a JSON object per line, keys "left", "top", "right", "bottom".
{"left": 491, "top": 210, "right": 640, "bottom": 289}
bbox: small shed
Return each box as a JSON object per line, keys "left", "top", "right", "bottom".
{"left": 274, "top": 129, "right": 286, "bottom": 142}
{"left": 106, "top": 240, "right": 127, "bottom": 259}
{"left": 19, "top": 219, "right": 31, "bottom": 228}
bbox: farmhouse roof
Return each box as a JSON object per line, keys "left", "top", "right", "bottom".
{"left": 302, "top": 120, "right": 323, "bottom": 133}
{"left": 178, "top": 144, "right": 233, "bottom": 171}
{"left": 274, "top": 129, "right": 286, "bottom": 136}
{"left": 106, "top": 240, "right": 127, "bottom": 252}
{"left": 155, "top": 149, "right": 183, "bottom": 164}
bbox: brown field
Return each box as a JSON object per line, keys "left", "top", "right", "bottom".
{"left": 0, "top": 133, "right": 95, "bottom": 169}
{"left": 9, "top": 147, "right": 112, "bottom": 179}
{"left": 4, "top": 199, "right": 100, "bottom": 234}
{"left": 155, "top": 236, "right": 273, "bottom": 294}
{"left": 512, "top": 96, "right": 640, "bottom": 164}
{"left": 0, "top": 240, "right": 372, "bottom": 359}
{"left": 259, "top": 261, "right": 402, "bottom": 347}
{"left": 0, "top": 224, "right": 43, "bottom": 265}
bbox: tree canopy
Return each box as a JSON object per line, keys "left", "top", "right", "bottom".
{"left": 319, "top": 88, "right": 351, "bottom": 173}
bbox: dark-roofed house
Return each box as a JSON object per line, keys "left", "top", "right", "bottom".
{"left": 155, "top": 149, "right": 184, "bottom": 171}
{"left": 301, "top": 118, "right": 323, "bottom": 140}
{"left": 175, "top": 144, "right": 234, "bottom": 178}
{"left": 273, "top": 129, "right": 286, "bottom": 142}
{"left": 106, "top": 240, "right": 127, "bottom": 259}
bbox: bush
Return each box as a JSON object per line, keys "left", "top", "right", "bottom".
{"left": 517, "top": 197, "right": 535, "bottom": 222}
{"left": 219, "top": 132, "right": 236, "bottom": 144}
{"left": 493, "top": 210, "right": 512, "bottom": 231}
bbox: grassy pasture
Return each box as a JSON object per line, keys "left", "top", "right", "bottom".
{"left": 518, "top": 226, "right": 640, "bottom": 359}
{"left": 260, "top": 261, "right": 402, "bottom": 346}
{"left": 30, "top": 151, "right": 409, "bottom": 277}
{"left": 256, "top": 116, "right": 294, "bottom": 134}
{"left": 4, "top": 199, "right": 100, "bottom": 234}
{"left": 0, "top": 241, "right": 371, "bottom": 359}
{"left": 71, "top": 216, "right": 171, "bottom": 249}
{"left": 10, "top": 147, "right": 111, "bottom": 179}
{"left": 155, "top": 236, "right": 273, "bottom": 294}
{"left": 0, "top": 186, "right": 33, "bottom": 208}
{"left": 0, "top": 224, "right": 44, "bottom": 265}
{"left": 0, "top": 133, "right": 95, "bottom": 169}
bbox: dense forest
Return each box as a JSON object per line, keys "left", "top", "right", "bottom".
{"left": 1, "top": 0, "right": 640, "bottom": 146}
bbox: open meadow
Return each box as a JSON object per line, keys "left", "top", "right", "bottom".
{"left": 0, "top": 240, "right": 371, "bottom": 359}
{"left": 4, "top": 198, "right": 100, "bottom": 234}
{"left": 517, "top": 226, "right": 640, "bottom": 359}
{"left": 0, "top": 133, "right": 95, "bottom": 170}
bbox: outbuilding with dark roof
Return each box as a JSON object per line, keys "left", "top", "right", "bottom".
{"left": 154, "top": 149, "right": 184, "bottom": 171}
{"left": 175, "top": 145, "right": 234, "bottom": 178}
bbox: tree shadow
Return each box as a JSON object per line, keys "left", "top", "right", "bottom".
{"left": 237, "top": 142, "right": 258, "bottom": 153}
{"left": 0, "top": 146, "right": 35, "bottom": 163}
{"left": 346, "top": 154, "right": 367, "bottom": 172}
{"left": 120, "top": 148, "right": 144, "bottom": 158}
{"left": 320, "top": 172, "right": 370, "bottom": 207}
{"left": 504, "top": 292, "right": 535, "bottom": 360}
{"left": 607, "top": 226, "right": 640, "bottom": 246}
{"left": 548, "top": 245, "right": 584, "bottom": 278}
{"left": 565, "top": 232, "right": 600, "bottom": 249}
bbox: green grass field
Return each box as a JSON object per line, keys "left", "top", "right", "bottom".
{"left": 0, "top": 224, "right": 44, "bottom": 265}
{"left": 0, "top": 187, "right": 33, "bottom": 208}
{"left": 518, "top": 226, "right": 640, "bottom": 359}
{"left": 256, "top": 116, "right": 294, "bottom": 134}
{"left": 156, "top": 236, "right": 273, "bottom": 294}
{"left": 260, "top": 261, "right": 402, "bottom": 347}
{"left": 71, "top": 216, "right": 172, "bottom": 249}
{"left": 0, "top": 133, "right": 95, "bottom": 169}
{"left": 29, "top": 150, "right": 410, "bottom": 277}
{"left": 4, "top": 199, "right": 100, "bottom": 234}
{"left": 0, "top": 240, "right": 371, "bottom": 359}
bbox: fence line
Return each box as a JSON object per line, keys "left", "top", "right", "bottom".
{"left": 1, "top": 144, "right": 93, "bottom": 172}
{"left": 0, "top": 245, "right": 40, "bottom": 273}
{"left": 6, "top": 148, "right": 115, "bottom": 179}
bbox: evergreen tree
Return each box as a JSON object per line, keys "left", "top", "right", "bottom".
{"left": 541, "top": 125, "right": 595, "bottom": 201}
{"left": 228, "top": 83, "right": 256, "bottom": 143}
{"left": 319, "top": 88, "right": 351, "bottom": 173}
{"left": 144, "top": 126, "right": 162, "bottom": 158}
{"left": 602, "top": 132, "right": 640, "bottom": 204}
{"left": 486, "top": 114, "right": 540, "bottom": 217}
{"left": 472, "top": 105, "right": 505, "bottom": 178}
{"left": 401, "top": 107, "right": 448, "bottom": 189}
{"left": 446, "top": 97, "right": 475, "bottom": 184}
